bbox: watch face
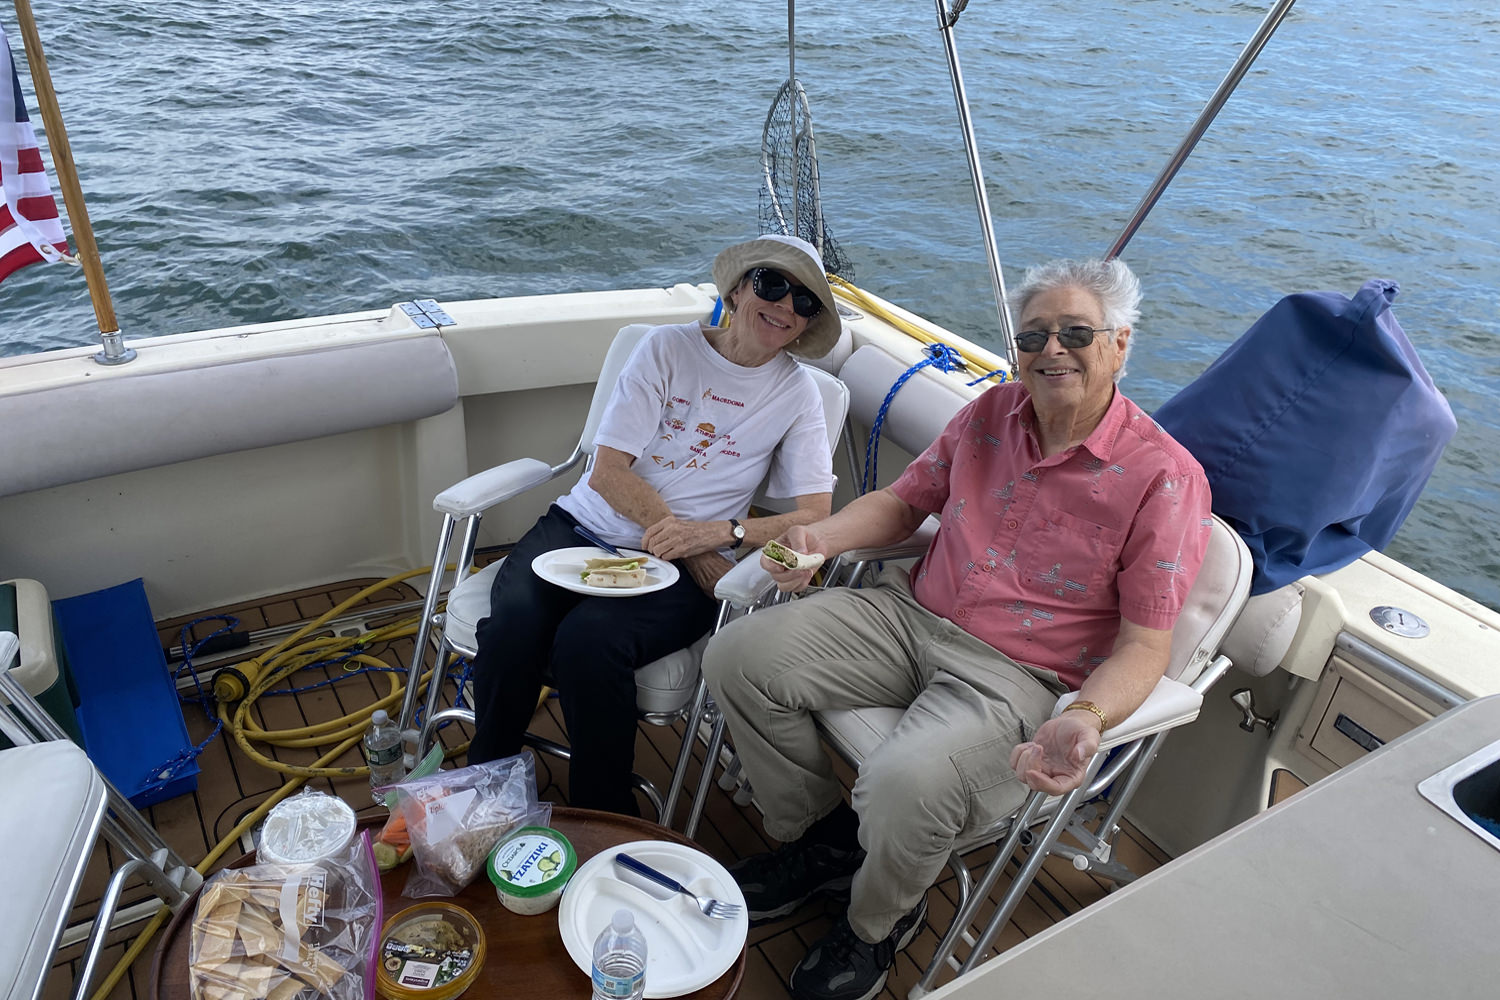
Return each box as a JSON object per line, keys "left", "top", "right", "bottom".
{"left": 732, "top": 523, "right": 746, "bottom": 538}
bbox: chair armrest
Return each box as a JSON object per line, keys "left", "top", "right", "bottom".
{"left": 840, "top": 516, "right": 940, "bottom": 563}
{"left": 433, "top": 458, "right": 560, "bottom": 517}
{"left": 1055, "top": 675, "right": 1204, "bottom": 752}
{"left": 714, "top": 551, "right": 777, "bottom": 607}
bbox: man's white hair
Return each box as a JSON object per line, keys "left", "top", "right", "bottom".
{"left": 1013, "top": 258, "right": 1142, "bottom": 381}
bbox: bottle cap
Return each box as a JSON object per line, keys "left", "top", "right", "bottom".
{"left": 612, "top": 909, "right": 633, "bottom": 933}
{"left": 372, "top": 709, "right": 389, "bottom": 725}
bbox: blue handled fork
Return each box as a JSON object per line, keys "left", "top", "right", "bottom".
{"left": 613, "top": 852, "right": 742, "bottom": 920}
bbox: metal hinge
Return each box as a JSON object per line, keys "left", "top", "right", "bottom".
{"left": 398, "top": 299, "right": 456, "bottom": 329}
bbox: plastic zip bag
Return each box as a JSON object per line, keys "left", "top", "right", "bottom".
{"left": 189, "top": 829, "right": 382, "bottom": 1000}
{"left": 392, "top": 751, "right": 552, "bottom": 898}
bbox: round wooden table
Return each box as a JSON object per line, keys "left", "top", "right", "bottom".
{"left": 150, "top": 806, "right": 745, "bottom": 999}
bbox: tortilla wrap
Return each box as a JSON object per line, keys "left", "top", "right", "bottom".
{"left": 763, "top": 539, "right": 825, "bottom": 572}
{"left": 582, "top": 566, "right": 649, "bottom": 588}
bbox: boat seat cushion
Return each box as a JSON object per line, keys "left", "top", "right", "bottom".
{"left": 0, "top": 331, "right": 458, "bottom": 498}
{"left": 442, "top": 559, "right": 703, "bottom": 716}
{"left": 0, "top": 741, "right": 107, "bottom": 1000}
{"left": 838, "top": 344, "right": 970, "bottom": 461}
{"left": 1221, "top": 582, "right": 1304, "bottom": 677}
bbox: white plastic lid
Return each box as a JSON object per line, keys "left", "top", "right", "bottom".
{"left": 372, "top": 709, "right": 389, "bottom": 725}
{"left": 612, "top": 909, "right": 633, "bottom": 933}
{"left": 259, "top": 790, "right": 356, "bottom": 864}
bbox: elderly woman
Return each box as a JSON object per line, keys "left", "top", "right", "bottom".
{"left": 701, "top": 258, "right": 1212, "bottom": 1000}
{"left": 466, "top": 234, "right": 839, "bottom": 816}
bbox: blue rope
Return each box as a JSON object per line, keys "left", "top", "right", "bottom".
{"left": 142, "top": 615, "right": 239, "bottom": 793}
{"left": 861, "top": 343, "right": 968, "bottom": 495}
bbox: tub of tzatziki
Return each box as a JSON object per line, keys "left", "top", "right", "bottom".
{"left": 486, "top": 825, "right": 577, "bottom": 915}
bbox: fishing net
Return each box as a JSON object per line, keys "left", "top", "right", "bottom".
{"left": 759, "top": 78, "right": 856, "bottom": 281}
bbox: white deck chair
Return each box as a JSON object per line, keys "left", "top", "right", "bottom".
{"left": 396, "top": 323, "right": 849, "bottom": 821}
{"left": 809, "top": 513, "right": 1252, "bottom": 997}
{"left": 0, "top": 632, "right": 201, "bottom": 1000}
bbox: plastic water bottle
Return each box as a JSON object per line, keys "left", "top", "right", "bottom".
{"left": 590, "top": 908, "right": 647, "bottom": 1000}
{"left": 364, "top": 709, "right": 404, "bottom": 804}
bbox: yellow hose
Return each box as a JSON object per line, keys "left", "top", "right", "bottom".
{"left": 828, "top": 274, "right": 1012, "bottom": 383}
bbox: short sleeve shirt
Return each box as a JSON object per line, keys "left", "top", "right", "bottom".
{"left": 888, "top": 382, "right": 1212, "bottom": 689}
{"left": 556, "top": 323, "right": 834, "bottom": 549}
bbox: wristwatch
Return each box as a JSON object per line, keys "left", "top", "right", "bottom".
{"left": 728, "top": 518, "right": 746, "bottom": 550}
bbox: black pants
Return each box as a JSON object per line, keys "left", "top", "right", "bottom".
{"left": 467, "top": 505, "right": 717, "bottom": 815}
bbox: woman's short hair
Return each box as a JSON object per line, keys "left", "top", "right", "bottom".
{"left": 1013, "top": 258, "right": 1141, "bottom": 379}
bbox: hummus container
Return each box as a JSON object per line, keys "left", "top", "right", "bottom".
{"left": 376, "top": 901, "right": 486, "bottom": 1000}
{"left": 486, "top": 825, "right": 577, "bottom": 914}
{"left": 257, "top": 790, "right": 356, "bottom": 864}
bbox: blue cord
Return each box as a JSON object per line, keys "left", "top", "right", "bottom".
{"left": 143, "top": 615, "right": 240, "bottom": 793}
{"left": 861, "top": 343, "right": 968, "bottom": 495}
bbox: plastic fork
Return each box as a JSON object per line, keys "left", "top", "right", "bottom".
{"left": 613, "top": 852, "right": 742, "bottom": 920}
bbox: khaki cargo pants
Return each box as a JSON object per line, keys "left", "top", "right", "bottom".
{"left": 702, "top": 567, "right": 1064, "bottom": 942}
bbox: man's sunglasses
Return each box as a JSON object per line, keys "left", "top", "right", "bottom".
{"left": 748, "top": 268, "right": 823, "bottom": 318}
{"left": 1014, "top": 325, "right": 1113, "bottom": 353}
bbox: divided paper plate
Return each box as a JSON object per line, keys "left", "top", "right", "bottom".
{"left": 557, "top": 839, "right": 748, "bottom": 997}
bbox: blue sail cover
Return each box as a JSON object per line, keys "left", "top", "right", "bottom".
{"left": 1154, "top": 279, "right": 1456, "bottom": 594}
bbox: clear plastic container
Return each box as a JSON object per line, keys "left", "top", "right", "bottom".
{"left": 258, "top": 789, "right": 356, "bottom": 864}
{"left": 486, "top": 825, "right": 577, "bottom": 915}
{"left": 375, "top": 901, "right": 486, "bottom": 999}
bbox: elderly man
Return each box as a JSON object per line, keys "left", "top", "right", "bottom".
{"left": 701, "top": 258, "right": 1212, "bottom": 1000}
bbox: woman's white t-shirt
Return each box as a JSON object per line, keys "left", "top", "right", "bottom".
{"left": 555, "top": 322, "right": 834, "bottom": 549}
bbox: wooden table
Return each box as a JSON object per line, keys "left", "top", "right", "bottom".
{"left": 150, "top": 806, "right": 745, "bottom": 999}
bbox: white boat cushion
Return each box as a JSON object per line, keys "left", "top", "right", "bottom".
{"left": 838, "top": 344, "right": 970, "bottom": 459}
{"left": 1221, "top": 582, "right": 1305, "bottom": 677}
{"left": 441, "top": 558, "right": 701, "bottom": 715}
{"left": 0, "top": 740, "right": 107, "bottom": 1000}
{"left": 0, "top": 332, "right": 458, "bottom": 499}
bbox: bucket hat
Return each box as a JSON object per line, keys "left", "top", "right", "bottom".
{"left": 712, "top": 234, "right": 840, "bottom": 359}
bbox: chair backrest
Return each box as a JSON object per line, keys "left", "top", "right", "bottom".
{"left": 578, "top": 323, "right": 656, "bottom": 458}
{"left": 1166, "top": 514, "right": 1254, "bottom": 685}
{"left": 749, "top": 364, "right": 850, "bottom": 515}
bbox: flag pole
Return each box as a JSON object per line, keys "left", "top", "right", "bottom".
{"left": 11, "top": 0, "right": 133, "bottom": 364}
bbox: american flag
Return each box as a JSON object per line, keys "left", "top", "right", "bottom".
{"left": 1, "top": 23, "right": 68, "bottom": 285}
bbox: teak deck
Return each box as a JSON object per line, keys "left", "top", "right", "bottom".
{"left": 42, "top": 574, "right": 1166, "bottom": 1000}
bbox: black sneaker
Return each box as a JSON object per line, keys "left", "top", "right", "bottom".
{"left": 788, "top": 896, "right": 927, "bottom": 1000}
{"left": 728, "top": 838, "right": 866, "bottom": 922}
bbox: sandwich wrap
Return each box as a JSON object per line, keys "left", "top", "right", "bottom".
{"left": 581, "top": 556, "right": 649, "bottom": 588}
{"left": 763, "top": 539, "right": 825, "bottom": 572}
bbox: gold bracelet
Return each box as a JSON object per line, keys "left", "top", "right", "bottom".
{"left": 1063, "top": 700, "right": 1108, "bottom": 732}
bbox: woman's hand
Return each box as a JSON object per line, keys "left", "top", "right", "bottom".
{"left": 1008, "top": 712, "right": 1102, "bottom": 795}
{"left": 642, "top": 515, "right": 726, "bottom": 560}
{"left": 683, "top": 551, "right": 736, "bottom": 597}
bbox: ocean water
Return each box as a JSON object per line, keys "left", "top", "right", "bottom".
{"left": 2, "top": 1, "right": 1497, "bottom": 609}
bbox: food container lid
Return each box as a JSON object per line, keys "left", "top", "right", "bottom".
{"left": 487, "top": 825, "right": 577, "bottom": 898}
{"left": 376, "top": 901, "right": 486, "bottom": 1000}
{"left": 258, "top": 790, "right": 356, "bottom": 864}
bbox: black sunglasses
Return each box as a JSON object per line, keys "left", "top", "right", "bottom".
{"left": 1014, "top": 325, "right": 1113, "bottom": 353}
{"left": 747, "top": 267, "right": 823, "bottom": 318}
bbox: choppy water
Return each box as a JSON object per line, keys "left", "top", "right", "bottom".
{"left": 3, "top": 1, "right": 1498, "bottom": 608}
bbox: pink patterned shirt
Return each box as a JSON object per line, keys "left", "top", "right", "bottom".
{"left": 889, "top": 382, "right": 1211, "bottom": 690}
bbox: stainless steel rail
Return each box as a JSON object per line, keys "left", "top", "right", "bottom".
{"left": 932, "top": 0, "right": 1017, "bottom": 364}
{"left": 1106, "top": 0, "right": 1299, "bottom": 259}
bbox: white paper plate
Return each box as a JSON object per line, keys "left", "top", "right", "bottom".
{"left": 557, "top": 840, "right": 748, "bottom": 997}
{"left": 531, "top": 546, "right": 680, "bottom": 597}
